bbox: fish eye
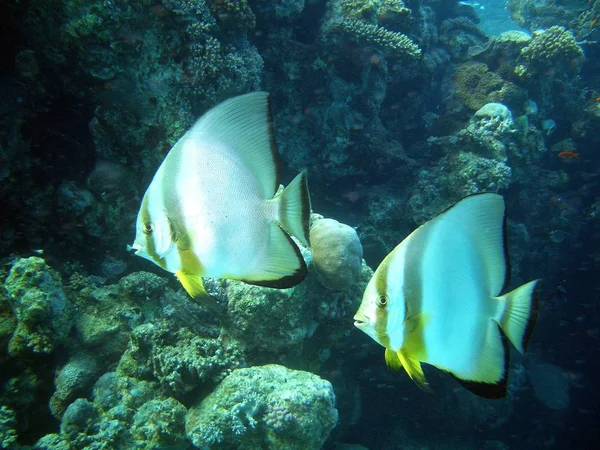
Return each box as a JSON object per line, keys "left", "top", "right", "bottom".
{"left": 143, "top": 223, "right": 154, "bottom": 234}
{"left": 376, "top": 295, "right": 388, "bottom": 307}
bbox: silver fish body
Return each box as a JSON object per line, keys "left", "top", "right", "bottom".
{"left": 131, "top": 92, "right": 311, "bottom": 298}
{"left": 354, "top": 193, "right": 539, "bottom": 398}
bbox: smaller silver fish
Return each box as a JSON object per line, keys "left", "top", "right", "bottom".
{"left": 354, "top": 193, "right": 540, "bottom": 398}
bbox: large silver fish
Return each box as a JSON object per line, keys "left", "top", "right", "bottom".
{"left": 354, "top": 193, "right": 539, "bottom": 398}
{"left": 130, "top": 92, "right": 311, "bottom": 298}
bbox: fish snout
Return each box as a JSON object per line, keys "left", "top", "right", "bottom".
{"left": 353, "top": 314, "right": 369, "bottom": 328}
{"left": 127, "top": 243, "right": 143, "bottom": 254}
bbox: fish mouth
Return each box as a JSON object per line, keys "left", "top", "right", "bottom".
{"left": 353, "top": 316, "right": 369, "bottom": 328}
{"left": 127, "top": 243, "right": 142, "bottom": 254}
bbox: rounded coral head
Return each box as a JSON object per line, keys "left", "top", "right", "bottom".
{"left": 309, "top": 217, "right": 363, "bottom": 290}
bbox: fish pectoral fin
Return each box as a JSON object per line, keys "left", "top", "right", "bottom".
{"left": 403, "top": 312, "right": 430, "bottom": 333}
{"left": 176, "top": 231, "right": 193, "bottom": 251}
{"left": 385, "top": 348, "right": 431, "bottom": 393}
{"left": 176, "top": 270, "right": 208, "bottom": 299}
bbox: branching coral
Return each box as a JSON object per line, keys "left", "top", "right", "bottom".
{"left": 332, "top": 19, "right": 421, "bottom": 59}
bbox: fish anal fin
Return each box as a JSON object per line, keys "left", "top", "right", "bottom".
{"left": 451, "top": 375, "right": 507, "bottom": 399}
{"left": 176, "top": 270, "right": 209, "bottom": 299}
{"left": 239, "top": 222, "right": 307, "bottom": 289}
{"left": 450, "top": 329, "right": 509, "bottom": 399}
{"left": 449, "top": 322, "right": 509, "bottom": 399}
{"left": 385, "top": 348, "right": 431, "bottom": 393}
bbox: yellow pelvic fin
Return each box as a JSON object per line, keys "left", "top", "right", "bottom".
{"left": 176, "top": 270, "right": 208, "bottom": 299}
{"left": 385, "top": 348, "right": 431, "bottom": 392}
{"left": 385, "top": 348, "right": 404, "bottom": 372}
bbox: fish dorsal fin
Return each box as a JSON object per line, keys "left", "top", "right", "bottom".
{"left": 385, "top": 348, "right": 431, "bottom": 392}
{"left": 185, "top": 91, "right": 279, "bottom": 199}
{"left": 429, "top": 193, "right": 508, "bottom": 296}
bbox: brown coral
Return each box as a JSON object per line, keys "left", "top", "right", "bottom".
{"left": 206, "top": 0, "right": 256, "bottom": 34}
{"left": 452, "top": 62, "right": 524, "bottom": 111}
{"left": 520, "top": 26, "right": 584, "bottom": 73}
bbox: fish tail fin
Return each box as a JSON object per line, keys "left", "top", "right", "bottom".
{"left": 496, "top": 279, "right": 540, "bottom": 354}
{"left": 277, "top": 170, "right": 311, "bottom": 247}
{"left": 176, "top": 270, "right": 209, "bottom": 299}
{"left": 385, "top": 348, "right": 431, "bottom": 393}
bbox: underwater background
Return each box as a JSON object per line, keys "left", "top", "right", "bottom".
{"left": 1, "top": 0, "right": 599, "bottom": 448}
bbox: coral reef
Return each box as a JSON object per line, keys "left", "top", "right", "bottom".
{"left": 50, "top": 353, "right": 101, "bottom": 418}
{"left": 461, "top": 102, "right": 518, "bottom": 161}
{"left": 225, "top": 255, "right": 371, "bottom": 362}
{"left": 4, "top": 257, "right": 68, "bottom": 357}
{"left": 0, "top": 406, "right": 18, "bottom": 449}
{"left": 118, "top": 321, "right": 244, "bottom": 397}
{"left": 2, "top": 0, "right": 599, "bottom": 448}
{"left": 328, "top": 19, "right": 421, "bottom": 60}
{"left": 518, "top": 26, "right": 584, "bottom": 77}
{"left": 0, "top": 218, "right": 369, "bottom": 446}
{"left": 507, "top": 0, "right": 599, "bottom": 35}
{"left": 309, "top": 216, "right": 364, "bottom": 291}
{"left": 185, "top": 364, "right": 338, "bottom": 449}
{"left": 4, "top": 0, "right": 264, "bottom": 270}
{"left": 34, "top": 372, "right": 190, "bottom": 449}
{"left": 439, "top": 16, "right": 488, "bottom": 61}
{"left": 452, "top": 62, "right": 525, "bottom": 112}
{"left": 407, "top": 104, "right": 515, "bottom": 223}
{"left": 225, "top": 281, "right": 317, "bottom": 358}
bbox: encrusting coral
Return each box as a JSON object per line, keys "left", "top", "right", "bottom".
{"left": 3, "top": 257, "right": 68, "bottom": 357}
{"left": 452, "top": 62, "right": 524, "bottom": 111}
{"left": 185, "top": 364, "right": 338, "bottom": 450}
